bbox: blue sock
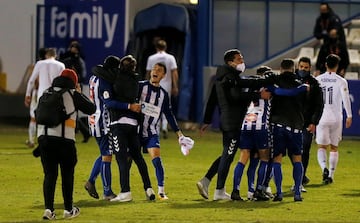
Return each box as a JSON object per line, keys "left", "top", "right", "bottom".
{"left": 247, "top": 157, "right": 259, "bottom": 193}
{"left": 233, "top": 162, "right": 245, "bottom": 191}
{"left": 152, "top": 157, "right": 164, "bottom": 187}
{"left": 101, "top": 161, "right": 113, "bottom": 195}
{"left": 89, "top": 156, "right": 101, "bottom": 184}
{"left": 256, "top": 160, "right": 268, "bottom": 191}
{"left": 273, "top": 162, "right": 282, "bottom": 196}
{"left": 293, "top": 162, "right": 303, "bottom": 196}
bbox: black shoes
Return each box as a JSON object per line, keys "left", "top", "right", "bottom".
{"left": 231, "top": 190, "right": 244, "bottom": 201}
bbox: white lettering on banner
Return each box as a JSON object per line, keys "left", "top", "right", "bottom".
{"left": 50, "top": 6, "right": 119, "bottom": 47}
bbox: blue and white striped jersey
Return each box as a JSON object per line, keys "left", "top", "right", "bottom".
{"left": 88, "top": 75, "right": 110, "bottom": 137}
{"left": 138, "top": 80, "right": 179, "bottom": 138}
{"left": 241, "top": 99, "right": 270, "bottom": 131}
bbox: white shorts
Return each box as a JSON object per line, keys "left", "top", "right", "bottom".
{"left": 315, "top": 121, "right": 343, "bottom": 146}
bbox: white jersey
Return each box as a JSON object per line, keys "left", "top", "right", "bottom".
{"left": 26, "top": 58, "right": 65, "bottom": 101}
{"left": 146, "top": 51, "right": 177, "bottom": 93}
{"left": 316, "top": 71, "right": 352, "bottom": 123}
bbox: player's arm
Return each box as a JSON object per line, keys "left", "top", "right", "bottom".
{"left": 25, "top": 63, "right": 40, "bottom": 107}
{"left": 171, "top": 68, "right": 179, "bottom": 96}
{"left": 340, "top": 79, "right": 352, "bottom": 128}
{"left": 162, "top": 91, "right": 180, "bottom": 133}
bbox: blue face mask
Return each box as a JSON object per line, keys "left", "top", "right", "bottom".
{"left": 298, "top": 70, "right": 310, "bottom": 78}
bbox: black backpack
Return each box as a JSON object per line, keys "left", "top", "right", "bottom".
{"left": 35, "top": 87, "right": 74, "bottom": 128}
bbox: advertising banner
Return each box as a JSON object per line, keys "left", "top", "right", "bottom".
{"left": 37, "top": 0, "right": 126, "bottom": 83}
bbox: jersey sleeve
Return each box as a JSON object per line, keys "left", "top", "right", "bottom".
{"left": 341, "top": 79, "right": 352, "bottom": 118}
{"left": 99, "top": 78, "right": 129, "bottom": 110}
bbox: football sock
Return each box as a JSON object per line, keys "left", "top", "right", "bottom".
{"left": 29, "top": 121, "right": 36, "bottom": 144}
{"left": 329, "top": 151, "right": 339, "bottom": 179}
{"left": 205, "top": 156, "right": 221, "bottom": 181}
{"left": 256, "top": 160, "right": 268, "bottom": 191}
{"left": 233, "top": 162, "right": 245, "bottom": 191}
{"left": 152, "top": 157, "right": 165, "bottom": 187}
{"left": 89, "top": 156, "right": 101, "bottom": 184}
{"left": 101, "top": 161, "right": 112, "bottom": 195}
{"left": 317, "top": 148, "right": 327, "bottom": 171}
{"left": 263, "top": 161, "right": 273, "bottom": 187}
{"left": 247, "top": 157, "right": 259, "bottom": 193}
{"left": 293, "top": 162, "right": 303, "bottom": 196}
{"left": 273, "top": 162, "right": 282, "bottom": 195}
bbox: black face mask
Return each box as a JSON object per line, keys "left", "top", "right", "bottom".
{"left": 321, "top": 12, "right": 329, "bottom": 19}
{"left": 297, "top": 70, "right": 310, "bottom": 78}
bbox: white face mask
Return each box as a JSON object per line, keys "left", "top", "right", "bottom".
{"left": 236, "top": 63, "right": 246, "bottom": 72}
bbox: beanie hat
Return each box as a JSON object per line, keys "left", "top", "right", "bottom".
{"left": 104, "top": 55, "right": 120, "bottom": 69}
{"left": 60, "top": 68, "right": 78, "bottom": 86}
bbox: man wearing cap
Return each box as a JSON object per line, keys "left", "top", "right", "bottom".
{"left": 38, "top": 68, "right": 95, "bottom": 220}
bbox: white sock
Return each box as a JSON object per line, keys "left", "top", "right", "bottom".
{"left": 158, "top": 186, "right": 165, "bottom": 194}
{"left": 29, "top": 121, "right": 37, "bottom": 144}
{"left": 317, "top": 148, "right": 327, "bottom": 171}
{"left": 329, "top": 151, "right": 339, "bottom": 179}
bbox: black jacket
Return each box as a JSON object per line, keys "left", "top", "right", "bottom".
{"left": 270, "top": 71, "right": 307, "bottom": 130}
{"left": 203, "top": 64, "right": 269, "bottom": 131}
{"left": 297, "top": 73, "right": 324, "bottom": 128}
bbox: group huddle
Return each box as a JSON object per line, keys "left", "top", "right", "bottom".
{"left": 196, "top": 50, "right": 352, "bottom": 203}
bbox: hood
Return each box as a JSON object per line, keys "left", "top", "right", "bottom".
{"left": 52, "top": 76, "right": 76, "bottom": 89}
{"left": 91, "top": 65, "right": 119, "bottom": 83}
{"left": 215, "top": 64, "right": 241, "bottom": 81}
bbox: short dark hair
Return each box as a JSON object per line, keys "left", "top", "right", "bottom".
{"left": 120, "top": 55, "right": 137, "bottom": 72}
{"left": 298, "top": 57, "right": 311, "bottom": 65}
{"left": 326, "top": 54, "right": 340, "bottom": 69}
{"left": 224, "top": 49, "right": 241, "bottom": 64}
{"left": 38, "top": 48, "right": 47, "bottom": 60}
{"left": 280, "top": 58, "right": 295, "bottom": 70}
{"left": 103, "top": 55, "right": 120, "bottom": 69}
{"left": 155, "top": 62, "right": 167, "bottom": 74}
{"left": 155, "top": 40, "right": 167, "bottom": 51}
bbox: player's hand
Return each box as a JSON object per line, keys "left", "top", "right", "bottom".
{"left": 345, "top": 117, "right": 352, "bottom": 128}
{"left": 129, "top": 103, "right": 141, "bottom": 113}
{"left": 24, "top": 96, "right": 31, "bottom": 107}
{"left": 260, "top": 89, "right": 272, "bottom": 100}
{"left": 306, "top": 124, "right": 316, "bottom": 133}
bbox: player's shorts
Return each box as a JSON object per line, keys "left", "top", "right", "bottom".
{"left": 272, "top": 124, "right": 303, "bottom": 157}
{"left": 95, "top": 134, "right": 113, "bottom": 156}
{"left": 239, "top": 129, "right": 268, "bottom": 150}
{"left": 315, "top": 121, "right": 342, "bottom": 146}
{"left": 142, "top": 135, "right": 160, "bottom": 153}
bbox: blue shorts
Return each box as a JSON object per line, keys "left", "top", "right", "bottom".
{"left": 142, "top": 135, "right": 160, "bottom": 152}
{"left": 272, "top": 124, "right": 303, "bottom": 157}
{"left": 239, "top": 129, "right": 269, "bottom": 150}
{"left": 95, "top": 134, "right": 113, "bottom": 156}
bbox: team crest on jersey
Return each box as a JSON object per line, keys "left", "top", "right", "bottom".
{"left": 103, "top": 91, "right": 110, "bottom": 99}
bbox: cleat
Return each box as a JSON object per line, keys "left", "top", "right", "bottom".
{"left": 294, "top": 195, "right": 303, "bottom": 202}
{"left": 302, "top": 176, "right": 310, "bottom": 185}
{"left": 322, "top": 168, "right": 329, "bottom": 184}
{"left": 291, "top": 185, "right": 307, "bottom": 193}
{"left": 214, "top": 188, "right": 231, "bottom": 201}
{"left": 25, "top": 140, "right": 35, "bottom": 148}
{"left": 63, "top": 206, "right": 80, "bottom": 219}
{"left": 247, "top": 191, "right": 254, "bottom": 201}
{"left": 325, "top": 177, "right": 333, "bottom": 184}
{"left": 84, "top": 181, "right": 99, "bottom": 199}
{"left": 254, "top": 190, "right": 270, "bottom": 201}
{"left": 111, "top": 192, "right": 132, "bottom": 202}
{"left": 265, "top": 187, "right": 274, "bottom": 198}
{"left": 273, "top": 194, "right": 283, "bottom": 202}
{"left": 158, "top": 193, "right": 169, "bottom": 200}
{"left": 42, "top": 209, "right": 56, "bottom": 220}
{"left": 196, "top": 177, "right": 210, "bottom": 199}
{"left": 145, "top": 188, "right": 156, "bottom": 201}
{"left": 230, "top": 190, "right": 244, "bottom": 201}
{"left": 103, "top": 193, "right": 117, "bottom": 201}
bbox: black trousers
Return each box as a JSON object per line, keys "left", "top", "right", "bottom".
{"left": 111, "top": 124, "right": 152, "bottom": 192}
{"left": 216, "top": 130, "right": 241, "bottom": 189}
{"left": 302, "top": 130, "right": 313, "bottom": 178}
{"left": 39, "top": 136, "right": 77, "bottom": 211}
